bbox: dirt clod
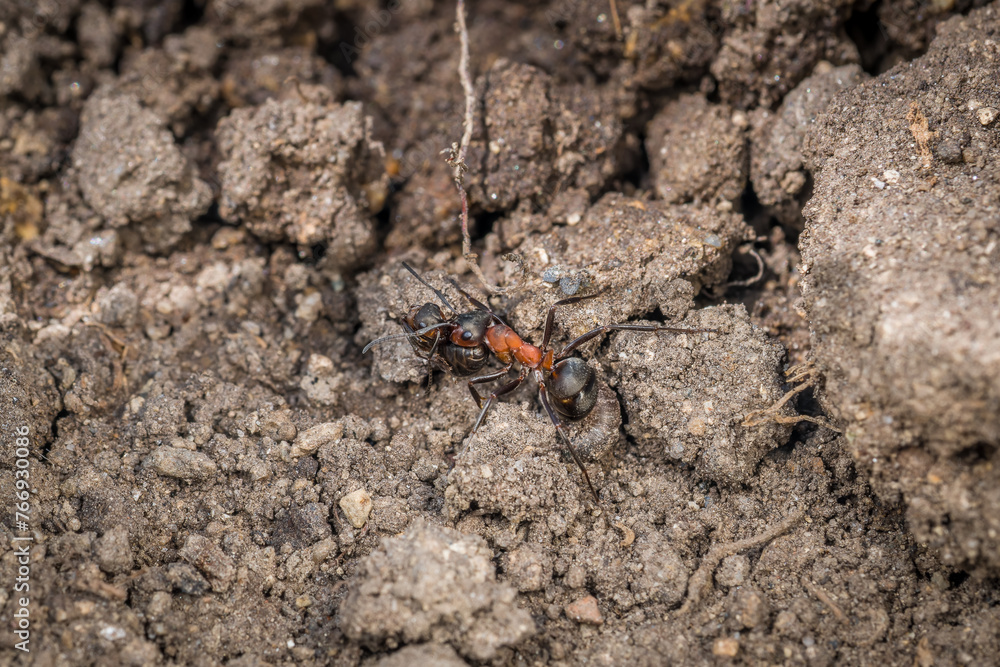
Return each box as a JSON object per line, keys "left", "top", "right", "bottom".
{"left": 341, "top": 521, "right": 535, "bottom": 661}
{"left": 445, "top": 402, "right": 589, "bottom": 524}
{"left": 375, "top": 643, "right": 469, "bottom": 667}
{"left": 93, "top": 525, "right": 134, "bottom": 576}
{"left": 470, "top": 59, "right": 626, "bottom": 213}
{"left": 73, "top": 87, "right": 212, "bottom": 254}
{"left": 800, "top": 4, "right": 1000, "bottom": 576}
{"left": 750, "top": 63, "right": 867, "bottom": 225}
{"left": 144, "top": 445, "right": 217, "bottom": 481}
{"left": 610, "top": 304, "right": 792, "bottom": 484}
{"left": 178, "top": 534, "right": 236, "bottom": 592}
{"left": 503, "top": 193, "right": 750, "bottom": 339}
{"left": 217, "top": 98, "right": 387, "bottom": 268}
{"left": 647, "top": 93, "right": 747, "bottom": 207}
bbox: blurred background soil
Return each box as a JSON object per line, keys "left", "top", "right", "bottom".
{"left": 0, "top": 0, "right": 998, "bottom": 665}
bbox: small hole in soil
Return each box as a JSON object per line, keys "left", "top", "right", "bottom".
{"left": 180, "top": 0, "right": 205, "bottom": 29}
{"left": 474, "top": 209, "right": 503, "bottom": 240}
{"left": 955, "top": 441, "right": 997, "bottom": 464}
{"left": 49, "top": 408, "right": 71, "bottom": 443}
{"left": 845, "top": 3, "right": 890, "bottom": 74}
{"left": 949, "top": 571, "right": 971, "bottom": 588}
{"left": 739, "top": 180, "right": 766, "bottom": 233}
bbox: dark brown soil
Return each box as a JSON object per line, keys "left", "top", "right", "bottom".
{"left": 0, "top": 1, "right": 998, "bottom": 665}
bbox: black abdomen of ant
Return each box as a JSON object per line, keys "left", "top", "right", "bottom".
{"left": 365, "top": 262, "right": 719, "bottom": 502}
{"left": 547, "top": 357, "right": 599, "bottom": 420}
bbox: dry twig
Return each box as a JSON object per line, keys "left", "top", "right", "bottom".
{"left": 450, "top": 0, "right": 498, "bottom": 293}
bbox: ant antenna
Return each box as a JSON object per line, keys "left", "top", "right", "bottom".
{"left": 402, "top": 262, "right": 457, "bottom": 312}
{"left": 362, "top": 322, "right": 451, "bottom": 355}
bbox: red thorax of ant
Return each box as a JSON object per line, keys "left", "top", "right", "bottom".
{"left": 364, "top": 262, "right": 718, "bottom": 502}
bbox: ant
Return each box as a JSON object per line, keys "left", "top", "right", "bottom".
{"left": 364, "top": 262, "right": 718, "bottom": 502}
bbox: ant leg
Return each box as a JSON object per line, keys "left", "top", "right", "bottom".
{"left": 538, "top": 384, "right": 599, "bottom": 502}
{"left": 419, "top": 331, "right": 442, "bottom": 392}
{"left": 558, "top": 322, "right": 718, "bottom": 359}
{"left": 471, "top": 368, "right": 526, "bottom": 434}
{"left": 408, "top": 329, "right": 441, "bottom": 362}
{"left": 467, "top": 363, "right": 513, "bottom": 407}
{"left": 541, "top": 292, "right": 603, "bottom": 350}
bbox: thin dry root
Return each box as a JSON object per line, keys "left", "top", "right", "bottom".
{"left": 742, "top": 363, "right": 841, "bottom": 432}
{"left": 452, "top": 0, "right": 497, "bottom": 294}
{"left": 282, "top": 76, "right": 308, "bottom": 103}
{"left": 609, "top": 0, "right": 623, "bottom": 40}
{"left": 906, "top": 102, "right": 935, "bottom": 171}
{"left": 804, "top": 579, "right": 847, "bottom": 623}
{"left": 723, "top": 244, "right": 765, "bottom": 288}
{"left": 677, "top": 510, "right": 805, "bottom": 615}
{"left": 450, "top": 0, "right": 521, "bottom": 296}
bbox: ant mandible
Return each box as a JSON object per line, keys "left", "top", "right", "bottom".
{"left": 364, "top": 262, "right": 718, "bottom": 502}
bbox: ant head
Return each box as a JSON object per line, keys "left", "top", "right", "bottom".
{"left": 450, "top": 310, "right": 492, "bottom": 347}
{"left": 408, "top": 303, "right": 445, "bottom": 331}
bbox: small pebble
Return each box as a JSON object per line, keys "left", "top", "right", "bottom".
{"left": 211, "top": 226, "right": 245, "bottom": 249}
{"left": 565, "top": 595, "right": 603, "bottom": 625}
{"left": 96, "top": 284, "right": 138, "bottom": 328}
{"left": 976, "top": 107, "right": 997, "bottom": 126}
{"left": 340, "top": 488, "right": 373, "bottom": 528}
{"left": 506, "top": 545, "right": 547, "bottom": 592}
{"left": 542, "top": 266, "right": 563, "bottom": 283}
{"left": 94, "top": 525, "right": 133, "bottom": 575}
{"left": 731, "top": 588, "right": 768, "bottom": 629}
{"left": 99, "top": 625, "right": 127, "bottom": 641}
{"left": 713, "top": 637, "right": 740, "bottom": 657}
{"left": 565, "top": 564, "right": 586, "bottom": 589}
{"left": 146, "top": 446, "right": 216, "bottom": 481}
{"left": 291, "top": 420, "right": 344, "bottom": 458}
{"left": 559, "top": 275, "right": 581, "bottom": 295}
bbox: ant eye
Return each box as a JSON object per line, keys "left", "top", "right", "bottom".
{"left": 462, "top": 331, "right": 473, "bottom": 341}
